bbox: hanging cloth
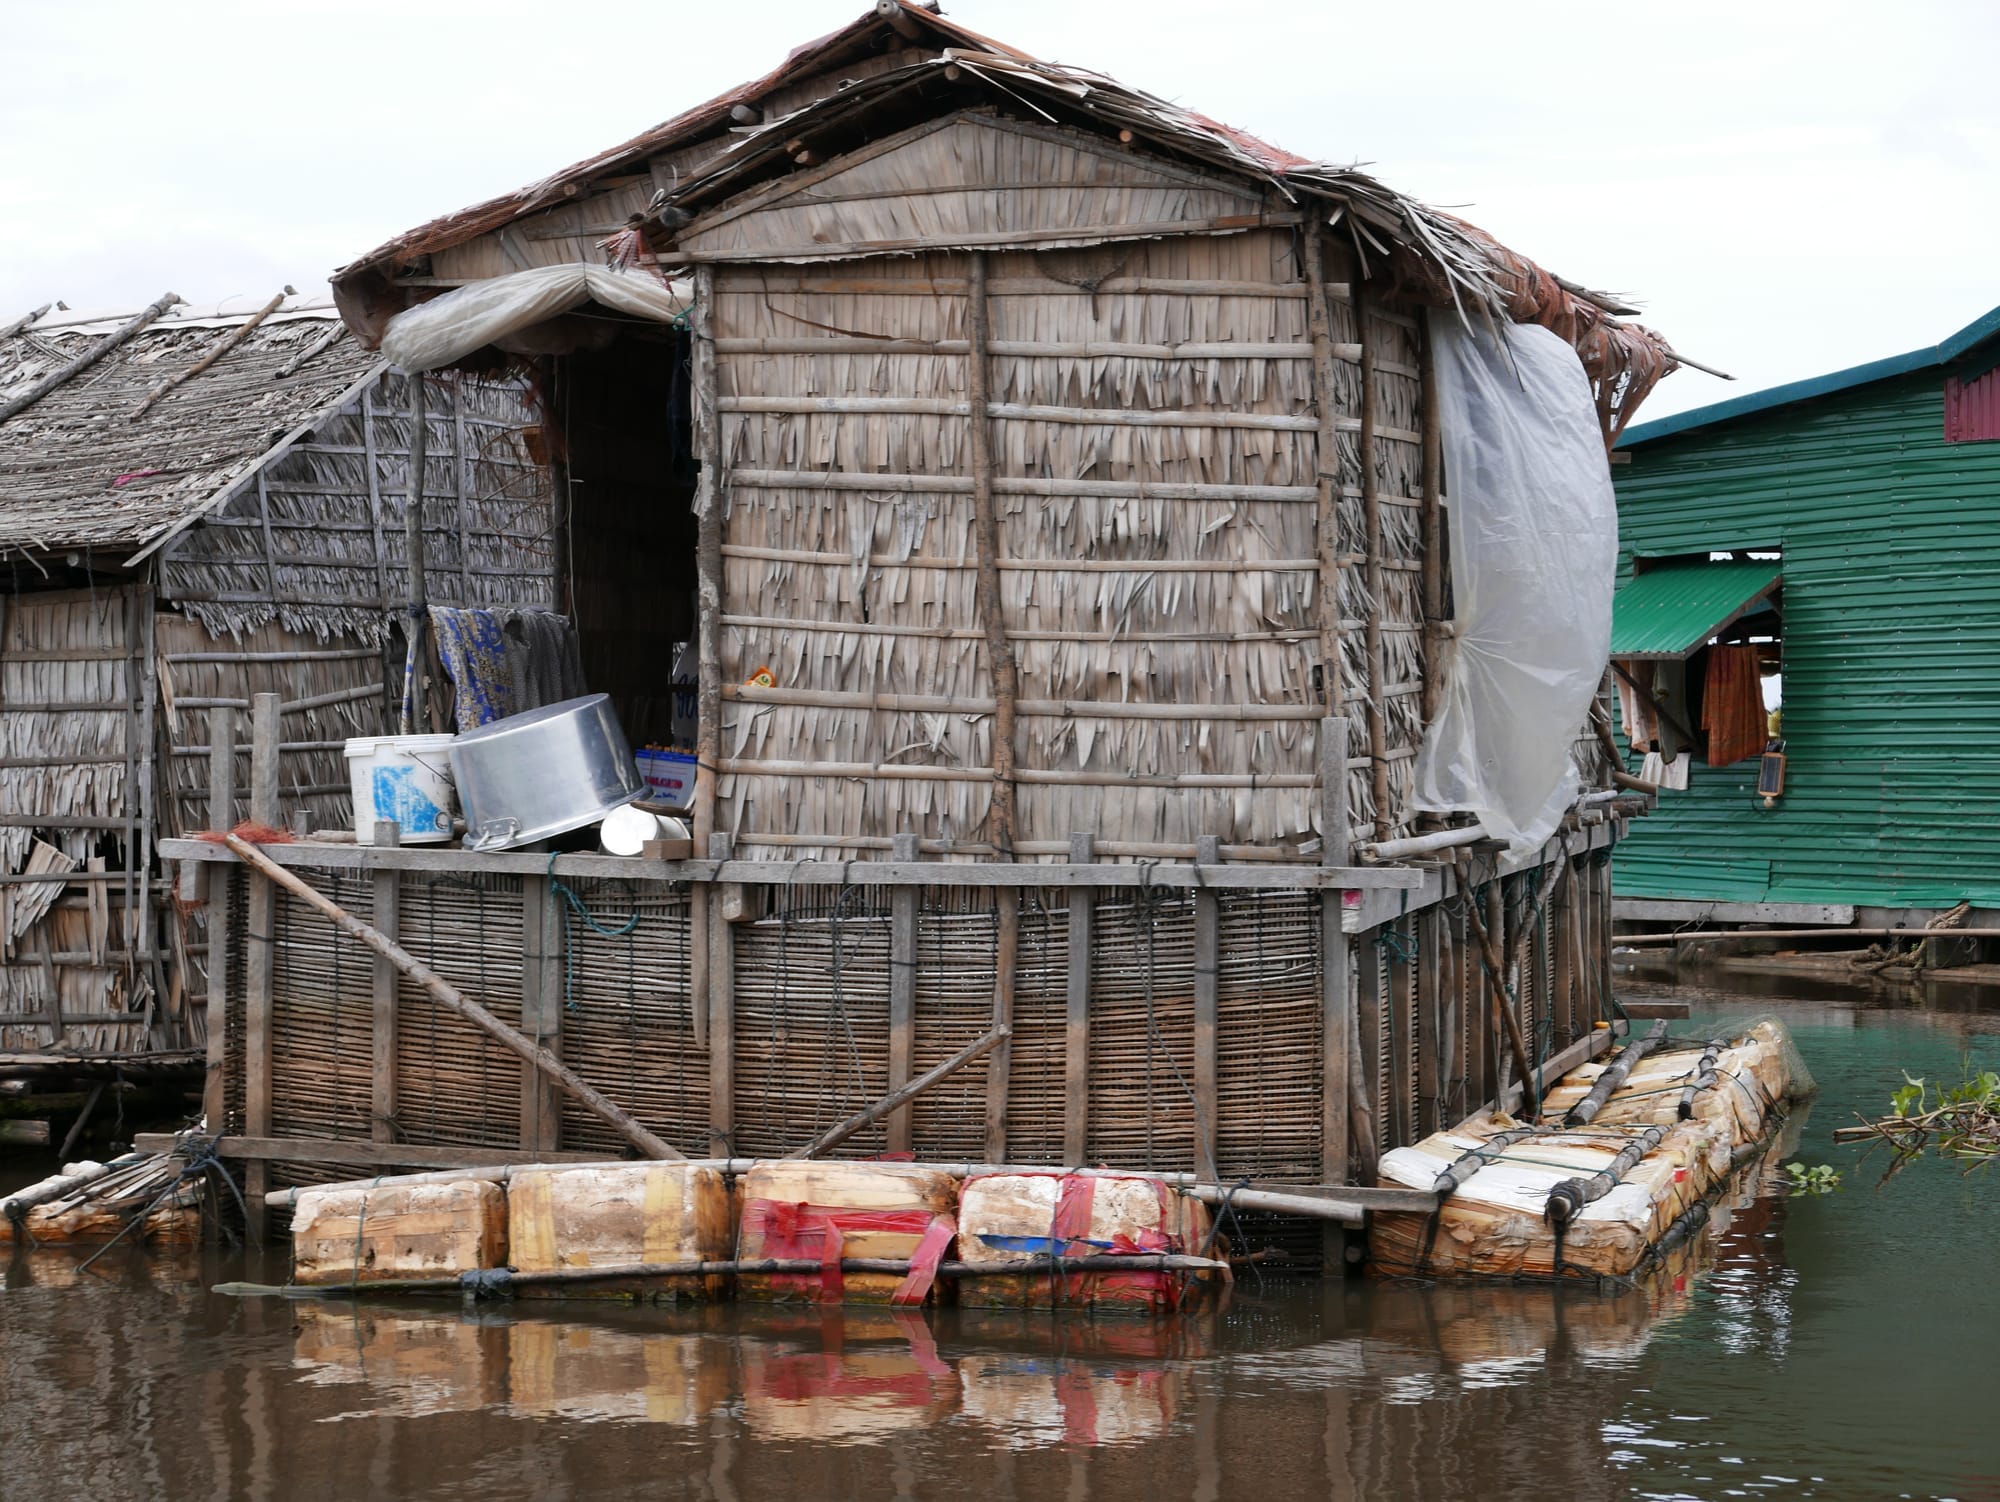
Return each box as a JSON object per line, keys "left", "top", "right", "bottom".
{"left": 1701, "top": 645, "right": 1766, "bottom": 768}
{"left": 1613, "top": 663, "right": 1657, "bottom": 752}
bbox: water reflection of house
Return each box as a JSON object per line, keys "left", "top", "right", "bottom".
{"left": 1611, "top": 305, "right": 2000, "bottom": 937}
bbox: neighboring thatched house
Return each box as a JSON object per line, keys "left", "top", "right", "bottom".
{"left": 0, "top": 294, "right": 556, "bottom": 1053}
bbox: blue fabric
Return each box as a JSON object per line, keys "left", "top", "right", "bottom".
{"left": 431, "top": 606, "right": 514, "bottom": 732}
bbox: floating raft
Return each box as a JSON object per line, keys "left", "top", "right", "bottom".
{"left": 281, "top": 1160, "right": 1225, "bottom": 1310}
{"left": 1370, "top": 1020, "right": 1799, "bottom": 1281}
{"left": 0, "top": 1154, "right": 203, "bottom": 1246}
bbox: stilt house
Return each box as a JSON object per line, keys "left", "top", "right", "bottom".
{"left": 1612, "top": 302, "right": 2000, "bottom": 932}
{"left": 167, "top": 2, "right": 1684, "bottom": 1233}
{"left": 0, "top": 295, "right": 556, "bottom": 1054}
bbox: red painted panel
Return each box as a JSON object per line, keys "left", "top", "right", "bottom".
{"left": 1945, "top": 366, "right": 2000, "bottom": 442}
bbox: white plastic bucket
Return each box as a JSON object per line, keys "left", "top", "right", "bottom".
{"left": 344, "top": 734, "right": 459, "bottom": 844}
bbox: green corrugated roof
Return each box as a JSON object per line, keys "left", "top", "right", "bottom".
{"left": 1609, "top": 558, "right": 1780, "bottom": 658}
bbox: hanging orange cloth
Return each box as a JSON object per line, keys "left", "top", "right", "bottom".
{"left": 1701, "top": 645, "right": 1766, "bottom": 768}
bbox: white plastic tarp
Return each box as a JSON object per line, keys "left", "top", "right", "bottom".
{"left": 1409, "top": 316, "right": 1617, "bottom": 853}
{"left": 380, "top": 263, "right": 691, "bottom": 373}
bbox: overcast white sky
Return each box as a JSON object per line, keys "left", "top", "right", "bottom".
{"left": 6, "top": 0, "right": 1997, "bottom": 421}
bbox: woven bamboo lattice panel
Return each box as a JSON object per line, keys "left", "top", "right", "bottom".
{"left": 730, "top": 888, "right": 894, "bottom": 1159}
{"left": 709, "top": 227, "right": 1427, "bottom": 860}
{"left": 267, "top": 868, "right": 377, "bottom": 1142}
{"left": 388, "top": 873, "right": 529, "bottom": 1149}
{"left": 554, "top": 879, "right": 709, "bottom": 1157}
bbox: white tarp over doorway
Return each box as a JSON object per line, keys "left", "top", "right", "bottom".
{"left": 380, "top": 264, "right": 691, "bottom": 373}
{"left": 1409, "top": 316, "right": 1617, "bottom": 853}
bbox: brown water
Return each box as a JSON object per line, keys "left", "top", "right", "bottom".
{"left": 4, "top": 968, "right": 1998, "bottom": 1502}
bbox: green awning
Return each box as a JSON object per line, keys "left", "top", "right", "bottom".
{"left": 1609, "top": 558, "right": 1781, "bottom": 659}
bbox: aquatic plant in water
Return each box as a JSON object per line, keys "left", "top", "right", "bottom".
{"left": 1782, "top": 1162, "right": 1841, "bottom": 1196}
{"left": 1834, "top": 1060, "right": 2000, "bottom": 1179}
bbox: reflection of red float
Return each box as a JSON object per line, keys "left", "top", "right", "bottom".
{"left": 741, "top": 1313, "right": 961, "bottom": 1441}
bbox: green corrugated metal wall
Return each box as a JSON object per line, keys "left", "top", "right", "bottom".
{"left": 1612, "top": 366, "right": 2000, "bottom": 910}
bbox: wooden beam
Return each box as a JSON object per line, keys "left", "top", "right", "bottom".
{"left": 1301, "top": 228, "right": 1347, "bottom": 718}
{"left": 1319, "top": 716, "right": 1352, "bottom": 1223}
{"left": 690, "top": 264, "right": 723, "bottom": 868}
{"left": 1192, "top": 835, "right": 1220, "bottom": 1179}
{"left": 243, "top": 692, "right": 281, "bottom": 1237}
{"left": 402, "top": 374, "right": 431, "bottom": 733}
{"left": 370, "top": 822, "right": 399, "bottom": 1146}
{"left": 1418, "top": 316, "right": 1445, "bottom": 730}
{"left": 518, "top": 872, "right": 563, "bottom": 1151}
{"left": 792, "top": 1026, "right": 1010, "bottom": 1160}
{"left": 135, "top": 1134, "right": 607, "bottom": 1171}
{"left": 885, "top": 831, "right": 919, "bottom": 1154}
{"left": 707, "top": 832, "right": 735, "bottom": 1157}
{"left": 1356, "top": 289, "right": 1392, "bottom": 841}
{"left": 1064, "top": 832, "right": 1094, "bottom": 1165}
{"left": 200, "top": 710, "right": 235, "bottom": 1129}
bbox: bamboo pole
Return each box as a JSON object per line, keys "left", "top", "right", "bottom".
{"left": 1418, "top": 317, "right": 1445, "bottom": 733}
{"left": 1064, "top": 831, "right": 1094, "bottom": 1165}
{"left": 131, "top": 288, "right": 291, "bottom": 419}
{"left": 1302, "top": 228, "right": 1347, "bottom": 717}
{"left": 1193, "top": 834, "right": 1220, "bottom": 1179}
{"left": 1320, "top": 715, "right": 1353, "bottom": 1274}
{"left": 967, "top": 251, "right": 1020, "bottom": 1164}
{"left": 0, "top": 303, "right": 51, "bottom": 340}
{"left": 1355, "top": 288, "right": 1392, "bottom": 841}
{"left": 0, "top": 291, "right": 180, "bottom": 425}
{"left": 886, "top": 831, "right": 919, "bottom": 1154}
{"left": 218, "top": 833, "right": 684, "bottom": 1161}
{"left": 1565, "top": 1020, "right": 1669, "bottom": 1127}
{"left": 370, "top": 822, "right": 399, "bottom": 1145}
{"left": 1462, "top": 870, "right": 1541, "bottom": 1110}
{"left": 689, "top": 265, "right": 723, "bottom": 1080}
{"left": 790, "top": 1026, "right": 1011, "bottom": 1160}
{"left": 243, "top": 693, "right": 280, "bottom": 1235}
{"left": 402, "top": 372, "right": 432, "bottom": 734}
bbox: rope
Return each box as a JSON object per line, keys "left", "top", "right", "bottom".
{"left": 546, "top": 852, "right": 639, "bottom": 1014}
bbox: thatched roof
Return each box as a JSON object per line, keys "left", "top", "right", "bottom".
{"left": 330, "top": 1, "right": 1682, "bottom": 435}
{"left": 0, "top": 296, "right": 380, "bottom": 561}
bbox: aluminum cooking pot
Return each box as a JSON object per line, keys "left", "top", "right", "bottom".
{"left": 449, "top": 693, "right": 644, "bottom": 851}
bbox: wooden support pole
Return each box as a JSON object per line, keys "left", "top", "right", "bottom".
{"left": 1064, "top": 831, "right": 1094, "bottom": 1164}
{"left": 689, "top": 265, "right": 723, "bottom": 867}
{"left": 1192, "top": 834, "right": 1220, "bottom": 1179}
{"left": 243, "top": 692, "right": 280, "bottom": 1237}
{"left": 1418, "top": 316, "right": 1445, "bottom": 736}
{"left": 1301, "top": 229, "right": 1346, "bottom": 716}
{"left": 0, "top": 303, "right": 51, "bottom": 341}
{"left": 200, "top": 710, "right": 235, "bottom": 1129}
{"left": 1319, "top": 716, "right": 1353, "bottom": 1274}
{"left": 402, "top": 372, "right": 432, "bottom": 734}
{"left": 220, "top": 832, "right": 683, "bottom": 1160}
{"left": 370, "top": 822, "right": 399, "bottom": 1146}
{"left": 1416, "top": 909, "right": 1442, "bottom": 1135}
{"left": 519, "top": 872, "right": 563, "bottom": 1151}
{"left": 886, "top": 831, "right": 919, "bottom": 1154}
{"left": 967, "top": 250, "right": 1019, "bottom": 1165}
{"left": 1356, "top": 289, "right": 1392, "bottom": 841}
{"left": 0, "top": 291, "right": 179, "bottom": 425}
{"left": 707, "top": 832, "right": 735, "bottom": 1156}
{"left": 791, "top": 1026, "right": 1011, "bottom": 1160}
